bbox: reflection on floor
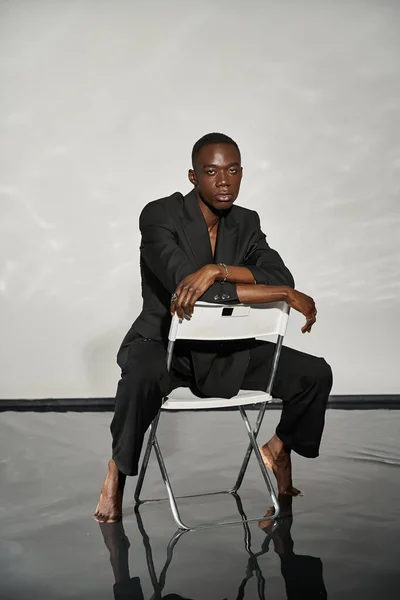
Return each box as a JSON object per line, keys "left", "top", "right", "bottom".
{"left": 101, "top": 494, "right": 327, "bottom": 599}
{"left": 0, "top": 409, "right": 400, "bottom": 599}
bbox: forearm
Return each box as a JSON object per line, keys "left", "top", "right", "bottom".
{"left": 216, "top": 264, "right": 256, "bottom": 284}
{"left": 237, "top": 283, "right": 318, "bottom": 334}
{"left": 236, "top": 283, "right": 290, "bottom": 304}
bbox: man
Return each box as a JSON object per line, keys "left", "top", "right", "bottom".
{"left": 94, "top": 133, "right": 333, "bottom": 523}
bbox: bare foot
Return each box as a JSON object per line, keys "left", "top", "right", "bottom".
{"left": 259, "top": 436, "right": 302, "bottom": 496}
{"left": 259, "top": 494, "right": 293, "bottom": 527}
{"left": 94, "top": 459, "right": 125, "bottom": 523}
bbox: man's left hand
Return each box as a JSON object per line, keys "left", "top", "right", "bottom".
{"left": 170, "top": 265, "right": 222, "bottom": 319}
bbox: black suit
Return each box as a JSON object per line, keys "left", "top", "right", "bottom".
{"left": 120, "top": 190, "right": 294, "bottom": 399}
{"left": 131, "top": 189, "right": 294, "bottom": 340}
{"left": 110, "top": 190, "right": 332, "bottom": 476}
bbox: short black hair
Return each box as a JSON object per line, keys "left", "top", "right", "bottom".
{"left": 191, "top": 132, "right": 240, "bottom": 167}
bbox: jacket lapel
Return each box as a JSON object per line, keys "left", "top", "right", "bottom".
{"left": 182, "top": 190, "right": 213, "bottom": 267}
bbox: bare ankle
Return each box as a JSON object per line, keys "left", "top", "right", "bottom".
{"left": 263, "top": 434, "right": 284, "bottom": 456}
{"left": 108, "top": 458, "right": 118, "bottom": 473}
{"left": 107, "top": 458, "right": 126, "bottom": 490}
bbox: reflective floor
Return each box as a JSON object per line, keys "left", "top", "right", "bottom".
{"left": 0, "top": 409, "right": 399, "bottom": 599}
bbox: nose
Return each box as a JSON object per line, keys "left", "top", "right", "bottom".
{"left": 216, "top": 170, "right": 229, "bottom": 187}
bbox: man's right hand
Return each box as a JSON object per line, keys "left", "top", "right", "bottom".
{"left": 170, "top": 265, "right": 221, "bottom": 320}
{"left": 286, "top": 288, "right": 317, "bottom": 333}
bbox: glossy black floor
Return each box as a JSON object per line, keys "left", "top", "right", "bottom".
{"left": 1, "top": 409, "right": 399, "bottom": 599}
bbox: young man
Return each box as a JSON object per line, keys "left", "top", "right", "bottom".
{"left": 94, "top": 133, "right": 333, "bottom": 523}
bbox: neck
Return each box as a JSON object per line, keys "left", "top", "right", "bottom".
{"left": 195, "top": 191, "right": 220, "bottom": 230}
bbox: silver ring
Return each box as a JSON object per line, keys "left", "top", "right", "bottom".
{"left": 171, "top": 292, "right": 178, "bottom": 302}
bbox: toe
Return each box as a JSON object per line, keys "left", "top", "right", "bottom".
{"left": 93, "top": 513, "right": 107, "bottom": 523}
{"left": 106, "top": 515, "right": 121, "bottom": 524}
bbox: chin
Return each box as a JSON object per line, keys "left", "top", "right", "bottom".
{"left": 215, "top": 200, "right": 235, "bottom": 210}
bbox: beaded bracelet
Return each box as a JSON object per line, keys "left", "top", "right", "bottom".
{"left": 218, "top": 263, "right": 229, "bottom": 283}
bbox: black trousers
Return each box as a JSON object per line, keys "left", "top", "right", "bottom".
{"left": 110, "top": 336, "right": 333, "bottom": 476}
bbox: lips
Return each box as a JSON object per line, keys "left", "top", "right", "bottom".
{"left": 215, "top": 193, "right": 233, "bottom": 201}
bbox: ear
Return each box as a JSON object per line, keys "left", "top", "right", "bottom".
{"left": 188, "top": 169, "right": 197, "bottom": 186}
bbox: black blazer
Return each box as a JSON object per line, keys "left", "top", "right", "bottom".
{"left": 122, "top": 190, "right": 294, "bottom": 397}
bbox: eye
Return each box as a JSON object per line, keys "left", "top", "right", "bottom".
{"left": 206, "top": 169, "right": 216, "bottom": 175}
{"left": 229, "top": 168, "right": 238, "bottom": 174}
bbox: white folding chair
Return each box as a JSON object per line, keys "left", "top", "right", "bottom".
{"left": 134, "top": 300, "right": 290, "bottom": 531}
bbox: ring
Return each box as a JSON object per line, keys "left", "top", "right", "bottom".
{"left": 171, "top": 292, "right": 178, "bottom": 302}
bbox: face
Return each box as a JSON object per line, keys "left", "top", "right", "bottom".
{"left": 188, "top": 143, "right": 243, "bottom": 211}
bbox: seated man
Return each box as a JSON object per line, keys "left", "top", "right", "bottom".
{"left": 94, "top": 133, "right": 333, "bottom": 523}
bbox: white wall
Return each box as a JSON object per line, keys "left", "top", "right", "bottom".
{"left": 1, "top": 0, "right": 399, "bottom": 399}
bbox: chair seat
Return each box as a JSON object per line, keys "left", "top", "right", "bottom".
{"left": 161, "top": 387, "right": 272, "bottom": 410}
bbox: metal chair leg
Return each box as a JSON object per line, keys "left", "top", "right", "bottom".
{"left": 238, "top": 406, "right": 280, "bottom": 519}
{"left": 135, "top": 409, "right": 190, "bottom": 532}
{"left": 232, "top": 336, "right": 284, "bottom": 493}
{"left": 134, "top": 412, "right": 161, "bottom": 504}
{"left": 153, "top": 435, "right": 190, "bottom": 531}
{"left": 230, "top": 402, "right": 268, "bottom": 493}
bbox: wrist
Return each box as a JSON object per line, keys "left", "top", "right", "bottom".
{"left": 282, "top": 285, "right": 292, "bottom": 302}
{"left": 213, "top": 264, "right": 226, "bottom": 281}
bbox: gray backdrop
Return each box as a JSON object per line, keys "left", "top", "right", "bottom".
{"left": 1, "top": 0, "right": 399, "bottom": 399}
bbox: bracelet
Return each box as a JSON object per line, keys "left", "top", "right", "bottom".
{"left": 218, "top": 263, "right": 229, "bottom": 283}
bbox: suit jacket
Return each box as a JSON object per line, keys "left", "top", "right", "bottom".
{"left": 122, "top": 190, "right": 294, "bottom": 397}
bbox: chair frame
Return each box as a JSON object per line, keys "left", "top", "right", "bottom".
{"left": 134, "top": 302, "right": 289, "bottom": 531}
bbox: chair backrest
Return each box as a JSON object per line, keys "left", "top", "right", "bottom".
{"left": 168, "top": 301, "right": 290, "bottom": 342}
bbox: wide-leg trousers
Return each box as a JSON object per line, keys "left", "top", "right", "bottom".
{"left": 110, "top": 335, "right": 333, "bottom": 476}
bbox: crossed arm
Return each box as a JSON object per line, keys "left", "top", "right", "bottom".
{"left": 171, "top": 264, "right": 317, "bottom": 334}
{"left": 140, "top": 202, "right": 317, "bottom": 333}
